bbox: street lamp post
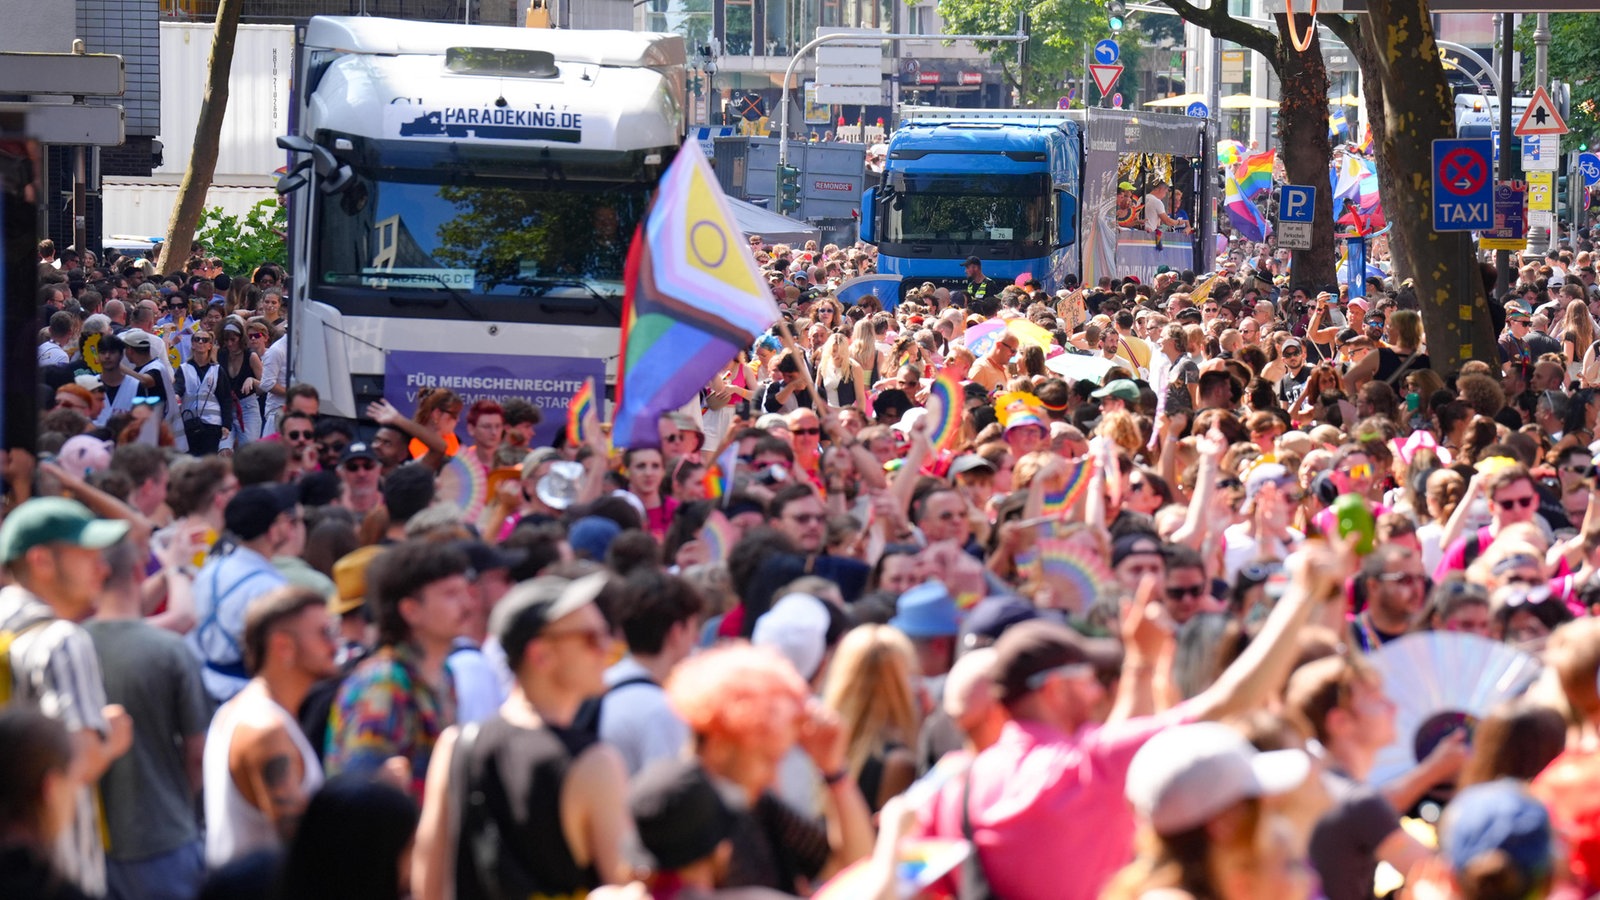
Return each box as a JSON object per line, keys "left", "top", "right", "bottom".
{"left": 777, "top": 29, "right": 1028, "bottom": 166}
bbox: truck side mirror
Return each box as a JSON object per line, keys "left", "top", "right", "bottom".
{"left": 861, "top": 186, "right": 877, "bottom": 244}
{"left": 1056, "top": 189, "right": 1077, "bottom": 247}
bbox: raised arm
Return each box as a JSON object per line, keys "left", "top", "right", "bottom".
{"left": 1190, "top": 538, "right": 1349, "bottom": 722}
{"left": 368, "top": 398, "right": 449, "bottom": 472}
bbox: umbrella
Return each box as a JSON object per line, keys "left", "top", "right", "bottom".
{"left": 1220, "top": 93, "right": 1278, "bottom": 110}
{"left": 834, "top": 274, "right": 902, "bottom": 312}
{"left": 962, "top": 320, "right": 1007, "bottom": 356}
{"left": 1005, "top": 318, "right": 1061, "bottom": 356}
{"left": 1045, "top": 351, "right": 1117, "bottom": 382}
{"left": 1143, "top": 92, "right": 1209, "bottom": 108}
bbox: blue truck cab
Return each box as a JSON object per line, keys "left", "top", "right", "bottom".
{"left": 860, "top": 109, "right": 1081, "bottom": 299}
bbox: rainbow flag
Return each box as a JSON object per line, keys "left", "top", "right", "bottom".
{"left": 1225, "top": 170, "right": 1271, "bottom": 244}
{"left": 703, "top": 441, "right": 738, "bottom": 502}
{"left": 698, "top": 510, "right": 737, "bottom": 563}
{"left": 566, "top": 379, "right": 595, "bottom": 447}
{"left": 613, "top": 143, "right": 782, "bottom": 449}
{"left": 1236, "top": 150, "right": 1274, "bottom": 200}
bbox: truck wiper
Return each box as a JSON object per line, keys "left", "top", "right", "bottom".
{"left": 344, "top": 270, "right": 485, "bottom": 321}
{"left": 498, "top": 276, "right": 622, "bottom": 318}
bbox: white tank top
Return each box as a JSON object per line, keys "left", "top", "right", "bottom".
{"left": 203, "top": 682, "right": 323, "bottom": 868}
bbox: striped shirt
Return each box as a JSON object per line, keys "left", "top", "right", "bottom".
{"left": 0, "top": 586, "right": 110, "bottom": 897}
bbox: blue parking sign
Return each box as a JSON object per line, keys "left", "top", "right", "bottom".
{"left": 1279, "top": 185, "right": 1316, "bottom": 223}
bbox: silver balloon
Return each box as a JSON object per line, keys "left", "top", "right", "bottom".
{"left": 536, "top": 461, "right": 585, "bottom": 510}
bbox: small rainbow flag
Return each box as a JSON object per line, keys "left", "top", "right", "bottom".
{"left": 925, "top": 373, "right": 962, "bottom": 453}
{"left": 698, "top": 510, "right": 737, "bottom": 563}
{"left": 567, "top": 379, "right": 595, "bottom": 447}
{"left": 703, "top": 441, "right": 738, "bottom": 502}
{"left": 813, "top": 839, "right": 971, "bottom": 899}
{"left": 1236, "top": 149, "right": 1275, "bottom": 201}
{"left": 1225, "top": 170, "right": 1270, "bottom": 244}
{"left": 1041, "top": 459, "right": 1092, "bottom": 518}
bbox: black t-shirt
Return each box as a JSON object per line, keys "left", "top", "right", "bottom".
{"left": 1308, "top": 769, "right": 1400, "bottom": 900}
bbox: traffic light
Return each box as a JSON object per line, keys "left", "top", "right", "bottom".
{"left": 1107, "top": 0, "right": 1126, "bottom": 31}
{"left": 778, "top": 164, "right": 801, "bottom": 214}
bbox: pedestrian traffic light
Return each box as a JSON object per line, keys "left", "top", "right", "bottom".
{"left": 1107, "top": 0, "right": 1126, "bottom": 31}
{"left": 778, "top": 164, "right": 801, "bottom": 214}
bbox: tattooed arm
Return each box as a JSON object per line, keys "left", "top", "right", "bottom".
{"left": 237, "top": 720, "right": 313, "bottom": 845}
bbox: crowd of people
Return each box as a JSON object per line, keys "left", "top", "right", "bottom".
{"left": 11, "top": 227, "right": 1600, "bottom": 900}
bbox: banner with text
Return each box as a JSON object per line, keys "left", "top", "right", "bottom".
{"left": 384, "top": 351, "right": 606, "bottom": 450}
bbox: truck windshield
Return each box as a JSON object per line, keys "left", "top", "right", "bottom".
{"left": 314, "top": 167, "right": 648, "bottom": 296}
{"left": 881, "top": 173, "right": 1050, "bottom": 247}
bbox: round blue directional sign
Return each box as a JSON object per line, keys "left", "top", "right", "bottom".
{"left": 1581, "top": 152, "right": 1600, "bottom": 187}
{"left": 1094, "top": 39, "right": 1120, "bottom": 64}
{"left": 1186, "top": 101, "right": 1209, "bottom": 118}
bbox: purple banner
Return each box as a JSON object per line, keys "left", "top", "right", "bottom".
{"left": 384, "top": 350, "right": 605, "bottom": 451}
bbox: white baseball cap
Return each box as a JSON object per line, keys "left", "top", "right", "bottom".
{"left": 1125, "top": 722, "right": 1311, "bottom": 836}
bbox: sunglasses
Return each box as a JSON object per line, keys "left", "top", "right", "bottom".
{"left": 132, "top": 396, "right": 162, "bottom": 406}
{"left": 1165, "top": 584, "right": 1207, "bottom": 600}
{"left": 285, "top": 430, "right": 312, "bottom": 440}
{"left": 344, "top": 459, "right": 376, "bottom": 472}
{"left": 192, "top": 336, "right": 213, "bottom": 344}
{"left": 1377, "top": 571, "right": 1427, "bottom": 586}
{"left": 1283, "top": 347, "right": 1303, "bottom": 356}
{"left": 540, "top": 627, "right": 612, "bottom": 652}
{"left": 1496, "top": 495, "right": 1537, "bottom": 512}
{"left": 792, "top": 427, "right": 820, "bottom": 436}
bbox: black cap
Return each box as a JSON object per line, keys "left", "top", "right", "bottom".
{"left": 224, "top": 483, "right": 300, "bottom": 541}
{"left": 340, "top": 441, "right": 380, "bottom": 465}
{"left": 991, "top": 619, "right": 1121, "bottom": 703}
{"left": 1111, "top": 532, "right": 1164, "bottom": 567}
{"left": 963, "top": 255, "right": 983, "bottom": 267}
{"left": 629, "top": 759, "right": 743, "bottom": 871}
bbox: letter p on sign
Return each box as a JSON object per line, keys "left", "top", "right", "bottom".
{"left": 1279, "top": 185, "right": 1315, "bottom": 224}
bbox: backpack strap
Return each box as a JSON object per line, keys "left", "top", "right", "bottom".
{"left": 1462, "top": 531, "right": 1484, "bottom": 568}
{"left": 959, "top": 767, "right": 996, "bottom": 899}
{"left": 571, "top": 675, "right": 657, "bottom": 735}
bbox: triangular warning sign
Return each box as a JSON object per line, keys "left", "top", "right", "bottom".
{"left": 1515, "top": 86, "right": 1568, "bottom": 136}
{"left": 1089, "top": 64, "right": 1123, "bottom": 96}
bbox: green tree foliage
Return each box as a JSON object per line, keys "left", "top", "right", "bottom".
{"left": 933, "top": 0, "right": 1140, "bottom": 107}
{"left": 1516, "top": 14, "right": 1600, "bottom": 147}
{"left": 194, "top": 199, "right": 286, "bottom": 278}
{"left": 431, "top": 186, "right": 646, "bottom": 283}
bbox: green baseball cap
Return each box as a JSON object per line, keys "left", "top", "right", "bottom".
{"left": 1092, "top": 379, "right": 1142, "bottom": 403}
{"left": 0, "top": 497, "right": 131, "bottom": 564}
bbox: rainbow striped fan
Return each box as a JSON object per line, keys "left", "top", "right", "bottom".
{"left": 1041, "top": 459, "right": 1093, "bottom": 518}
{"left": 925, "top": 373, "right": 962, "bottom": 453}
{"left": 1367, "top": 632, "right": 1541, "bottom": 788}
{"left": 436, "top": 454, "right": 488, "bottom": 523}
{"left": 1035, "top": 537, "right": 1116, "bottom": 613}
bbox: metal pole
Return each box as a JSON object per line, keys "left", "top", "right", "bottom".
{"left": 1494, "top": 13, "right": 1515, "bottom": 299}
{"left": 1527, "top": 13, "right": 1550, "bottom": 255}
{"left": 1208, "top": 23, "right": 1221, "bottom": 130}
{"left": 777, "top": 30, "right": 1027, "bottom": 165}
{"left": 73, "top": 145, "right": 86, "bottom": 257}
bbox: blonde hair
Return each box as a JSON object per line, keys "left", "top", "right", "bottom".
{"left": 821, "top": 625, "right": 921, "bottom": 780}
{"left": 849, "top": 318, "right": 879, "bottom": 373}
{"left": 816, "top": 332, "right": 853, "bottom": 385}
{"left": 1096, "top": 409, "right": 1143, "bottom": 456}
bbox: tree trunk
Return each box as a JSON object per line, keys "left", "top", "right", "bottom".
{"left": 1274, "top": 12, "right": 1336, "bottom": 290}
{"left": 158, "top": 0, "right": 243, "bottom": 274}
{"left": 1362, "top": 0, "right": 1496, "bottom": 369}
{"left": 1332, "top": 13, "right": 1411, "bottom": 281}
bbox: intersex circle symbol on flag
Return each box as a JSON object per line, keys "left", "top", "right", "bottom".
{"left": 1438, "top": 148, "right": 1487, "bottom": 197}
